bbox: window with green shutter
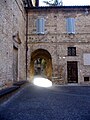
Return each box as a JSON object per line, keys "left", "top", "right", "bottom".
{"left": 66, "top": 18, "right": 75, "bottom": 34}
{"left": 36, "top": 17, "right": 45, "bottom": 34}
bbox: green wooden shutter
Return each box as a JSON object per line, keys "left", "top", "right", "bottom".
{"left": 36, "top": 18, "right": 45, "bottom": 34}
{"left": 66, "top": 18, "right": 75, "bottom": 34}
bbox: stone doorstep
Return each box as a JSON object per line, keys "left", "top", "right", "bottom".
{"left": 79, "top": 82, "right": 90, "bottom": 86}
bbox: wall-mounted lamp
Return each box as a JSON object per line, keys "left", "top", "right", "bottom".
{"left": 59, "top": 56, "right": 66, "bottom": 59}
{"left": 63, "top": 57, "right": 66, "bottom": 59}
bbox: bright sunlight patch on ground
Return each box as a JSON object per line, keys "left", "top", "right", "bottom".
{"left": 33, "top": 76, "right": 52, "bottom": 87}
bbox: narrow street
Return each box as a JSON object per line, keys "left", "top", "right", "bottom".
{"left": 0, "top": 84, "right": 90, "bottom": 120}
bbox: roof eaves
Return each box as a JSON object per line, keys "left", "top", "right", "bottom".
{"left": 27, "top": 5, "right": 90, "bottom": 10}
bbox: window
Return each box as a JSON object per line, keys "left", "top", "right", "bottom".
{"left": 36, "top": 17, "right": 45, "bottom": 34}
{"left": 68, "top": 47, "right": 76, "bottom": 56}
{"left": 66, "top": 18, "right": 75, "bottom": 34}
{"left": 83, "top": 53, "right": 90, "bottom": 65}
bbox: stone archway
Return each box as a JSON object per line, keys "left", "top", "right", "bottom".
{"left": 30, "top": 49, "right": 52, "bottom": 81}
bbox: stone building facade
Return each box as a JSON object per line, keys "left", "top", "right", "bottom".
{"left": 0, "top": 0, "right": 26, "bottom": 88}
{"left": 27, "top": 6, "right": 90, "bottom": 84}
{"left": 0, "top": 0, "right": 90, "bottom": 88}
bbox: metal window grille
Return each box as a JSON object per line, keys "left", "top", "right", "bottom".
{"left": 68, "top": 47, "right": 76, "bottom": 56}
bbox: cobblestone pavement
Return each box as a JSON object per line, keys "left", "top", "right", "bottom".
{"left": 0, "top": 84, "right": 90, "bottom": 120}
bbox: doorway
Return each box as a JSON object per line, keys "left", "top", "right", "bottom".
{"left": 67, "top": 61, "right": 78, "bottom": 83}
{"left": 13, "top": 46, "right": 18, "bottom": 81}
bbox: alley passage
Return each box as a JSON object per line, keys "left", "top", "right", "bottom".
{"left": 0, "top": 84, "right": 90, "bottom": 120}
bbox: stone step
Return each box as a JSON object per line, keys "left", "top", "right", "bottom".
{"left": 0, "top": 80, "right": 28, "bottom": 98}
{"left": 13, "top": 80, "right": 28, "bottom": 86}
{"left": 0, "top": 86, "right": 19, "bottom": 97}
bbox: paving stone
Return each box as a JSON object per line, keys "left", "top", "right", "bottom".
{"left": 0, "top": 84, "right": 90, "bottom": 120}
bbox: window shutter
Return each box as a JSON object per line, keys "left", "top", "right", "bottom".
{"left": 36, "top": 18, "right": 45, "bottom": 34}
{"left": 66, "top": 18, "right": 75, "bottom": 34}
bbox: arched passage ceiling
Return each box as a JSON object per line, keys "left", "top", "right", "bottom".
{"left": 31, "top": 49, "right": 51, "bottom": 61}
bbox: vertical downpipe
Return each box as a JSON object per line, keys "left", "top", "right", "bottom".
{"left": 35, "top": 0, "right": 39, "bottom": 7}
{"left": 26, "top": 10, "right": 28, "bottom": 81}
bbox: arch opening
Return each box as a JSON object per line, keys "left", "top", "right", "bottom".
{"left": 30, "top": 49, "right": 52, "bottom": 81}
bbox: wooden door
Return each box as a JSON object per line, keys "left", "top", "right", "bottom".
{"left": 67, "top": 61, "right": 78, "bottom": 83}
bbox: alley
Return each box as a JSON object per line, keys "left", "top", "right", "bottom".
{"left": 0, "top": 84, "right": 90, "bottom": 120}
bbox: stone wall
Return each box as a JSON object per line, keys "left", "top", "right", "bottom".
{"left": 27, "top": 7, "right": 90, "bottom": 84}
{"left": 0, "top": 0, "right": 26, "bottom": 88}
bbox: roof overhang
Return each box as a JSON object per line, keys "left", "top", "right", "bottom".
{"left": 25, "top": 5, "right": 90, "bottom": 12}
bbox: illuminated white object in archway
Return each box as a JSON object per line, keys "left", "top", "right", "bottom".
{"left": 33, "top": 77, "right": 52, "bottom": 87}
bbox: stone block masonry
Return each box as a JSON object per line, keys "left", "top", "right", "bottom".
{"left": 0, "top": 0, "right": 26, "bottom": 89}
{"left": 1, "top": 2, "right": 90, "bottom": 86}
{"left": 27, "top": 7, "right": 90, "bottom": 84}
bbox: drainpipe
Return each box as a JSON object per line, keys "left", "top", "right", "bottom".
{"left": 35, "top": 0, "right": 39, "bottom": 7}
{"left": 26, "top": 9, "right": 28, "bottom": 81}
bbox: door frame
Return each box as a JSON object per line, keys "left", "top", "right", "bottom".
{"left": 67, "top": 61, "right": 78, "bottom": 83}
